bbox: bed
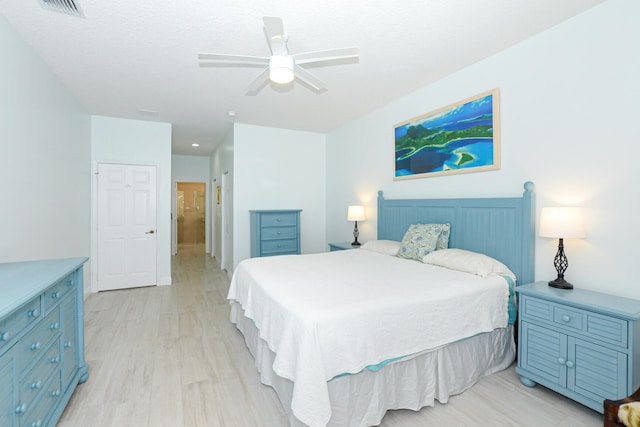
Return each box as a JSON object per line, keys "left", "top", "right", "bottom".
{"left": 228, "top": 182, "right": 535, "bottom": 427}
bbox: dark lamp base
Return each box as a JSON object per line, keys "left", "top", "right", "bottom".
{"left": 351, "top": 241, "right": 361, "bottom": 246}
{"left": 548, "top": 278, "right": 573, "bottom": 290}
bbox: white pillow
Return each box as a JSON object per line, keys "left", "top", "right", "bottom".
{"left": 422, "top": 248, "right": 516, "bottom": 280}
{"left": 360, "top": 240, "right": 401, "bottom": 256}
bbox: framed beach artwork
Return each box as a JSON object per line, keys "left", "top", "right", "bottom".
{"left": 393, "top": 88, "right": 500, "bottom": 180}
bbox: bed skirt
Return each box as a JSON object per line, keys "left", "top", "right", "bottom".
{"left": 230, "top": 302, "right": 515, "bottom": 427}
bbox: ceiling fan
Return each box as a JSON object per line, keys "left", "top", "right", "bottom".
{"left": 198, "top": 17, "right": 359, "bottom": 95}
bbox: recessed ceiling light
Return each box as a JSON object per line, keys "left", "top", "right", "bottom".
{"left": 192, "top": 143, "right": 200, "bottom": 147}
{"left": 227, "top": 111, "right": 237, "bottom": 118}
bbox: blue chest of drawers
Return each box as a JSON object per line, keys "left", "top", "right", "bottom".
{"left": 250, "top": 210, "right": 302, "bottom": 257}
{"left": 0, "top": 257, "right": 89, "bottom": 427}
{"left": 516, "top": 282, "right": 640, "bottom": 413}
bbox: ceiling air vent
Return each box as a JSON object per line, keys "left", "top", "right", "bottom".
{"left": 38, "top": 0, "right": 83, "bottom": 17}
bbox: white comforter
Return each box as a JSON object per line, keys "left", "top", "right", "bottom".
{"left": 228, "top": 249, "right": 510, "bottom": 427}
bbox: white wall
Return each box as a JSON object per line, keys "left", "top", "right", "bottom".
{"left": 91, "top": 116, "right": 173, "bottom": 287}
{"left": 0, "top": 16, "right": 91, "bottom": 288}
{"left": 233, "top": 124, "right": 326, "bottom": 269}
{"left": 209, "top": 129, "right": 234, "bottom": 264}
{"left": 171, "top": 155, "right": 211, "bottom": 254}
{"left": 326, "top": 0, "right": 640, "bottom": 300}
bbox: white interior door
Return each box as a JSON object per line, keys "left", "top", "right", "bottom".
{"left": 97, "top": 163, "right": 157, "bottom": 291}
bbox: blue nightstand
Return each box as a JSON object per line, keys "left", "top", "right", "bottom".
{"left": 516, "top": 282, "right": 640, "bottom": 413}
{"left": 328, "top": 241, "right": 361, "bottom": 251}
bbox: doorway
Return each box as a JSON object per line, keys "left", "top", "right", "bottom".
{"left": 176, "top": 182, "right": 206, "bottom": 253}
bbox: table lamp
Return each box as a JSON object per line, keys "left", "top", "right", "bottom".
{"left": 347, "top": 205, "right": 365, "bottom": 246}
{"left": 539, "top": 206, "right": 586, "bottom": 289}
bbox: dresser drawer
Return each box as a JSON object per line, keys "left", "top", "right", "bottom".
{"left": 20, "top": 370, "right": 61, "bottom": 427}
{"left": 19, "top": 338, "right": 60, "bottom": 409}
{"left": 259, "top": 212, "right": 298, "bottom": 227}
{"left": 0, "top": 298, "right": 41, "bottom": 353}
{"left": 1, "top": 354, "right": 15, "bottom": 427}
{"left": 260, "top": 239, "right": 298, "bottom": 255}
{"left": 43, "top": 273, "right": 75, "bottom": 313}
{"left": 521, "top": 295, "right": 628, "bottom": 348}
{"left": 260, "top": 226, "right": 297, "bottom": 240}
{"left": 16, "top": 307, "right": 61, "bottom": 374}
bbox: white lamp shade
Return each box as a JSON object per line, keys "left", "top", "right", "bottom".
{"left": 269, "top": 55, "right": 294, "bottom": 84}
{"left": 347, "top": 205, "right": 365, "bottom": 222}
{"left": 539, "top": 207, "right": 586, "bottom": 239}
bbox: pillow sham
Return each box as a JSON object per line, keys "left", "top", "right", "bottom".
{"left": 422, "top": 248, "right": 516, "bottom": 280}
{"left": 360, "top": 240, "right": 401, "bottom": 256}
{"left": 396, "top": 223, "right": 449, "bottom": 261}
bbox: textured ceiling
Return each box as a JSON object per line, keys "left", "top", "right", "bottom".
{"left": 1, "top": 0, "right": 605, "bottom": 155}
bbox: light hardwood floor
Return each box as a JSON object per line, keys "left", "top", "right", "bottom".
{"left": 58, "top": 247, "right": 604, "bottom": 427}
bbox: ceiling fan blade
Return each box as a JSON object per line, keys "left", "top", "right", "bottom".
{"left": 293, "top": 65, "right": 327, "bottom": 94}
{"left": 292, "top": 47, "right": 359, "bottom": 65}
{"left": 263, "top": 16, "right": 288, "bottom": 56}
{"left": 245, "top": 68, "right": 271, "bottom": 96}
{"left": 198, "top": 53, "right": 269, "bottom": 66}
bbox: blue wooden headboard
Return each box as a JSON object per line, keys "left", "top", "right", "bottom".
{"left": 377, "top": 182, "right": 535, "bottom": 285}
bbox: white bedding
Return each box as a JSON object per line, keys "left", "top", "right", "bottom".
{"left": 228, "top": 249, "right": 512, "bottom": 427}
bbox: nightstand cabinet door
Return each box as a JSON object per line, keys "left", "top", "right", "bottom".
{"left": 570, "top": 338, "right": 627, "bottom": 403}
{"left": 519, "top": 321, "right": 568, "bottom": 387}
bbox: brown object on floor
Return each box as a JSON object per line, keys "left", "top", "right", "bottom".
{"left": 604, "top": 388, "right": 640, "bottom": 427}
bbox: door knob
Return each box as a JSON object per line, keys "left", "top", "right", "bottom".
{"left": 145, "top": 230, "right": 155, "bottom": 234}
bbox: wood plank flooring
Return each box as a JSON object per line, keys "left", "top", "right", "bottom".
{"left": 58, "top": 246, "right": 604, "bottom": 426}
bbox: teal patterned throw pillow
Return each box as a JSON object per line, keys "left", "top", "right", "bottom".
{"left": 397, "top": 224, "right": 449, "bottom": 261}
{"left": 436, "top": 223, "right": 450, "bottom": 250}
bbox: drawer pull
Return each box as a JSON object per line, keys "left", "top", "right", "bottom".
{"left": 566, "top": 360, "right": 574, "bottom": 368}
{"left": 50, "top": 389, "right": 61, "bottom": 397}
{"left": 561, "top": 315, "right": 571, "bottom": 322}
{"left": 0, "top": 331, "right": 10, "bottom": 341}
{"left": 30, "top": 420, "right": 43, "bottom": 427}
{"left": 558, "top": 357, "right": 565, "bottom": 365}
{"left": 51, "top": 291, "right": 60, "bottom": 299}
{"left": 27, "top": 308, "right": 40, "bottom": 318}
{"left": 66, "top": 279, "right": 74, "bottom": 287}
{"left": 30, "top": 342, "right": 41, "bottom": 351}
{"left": 31, "top": 381, "right": 42, "bottom": 390}
{"left": 50, "top": 322, "right": 60, "bottom": 330}
{"left": 15, "top": 403, "right": 27, "bottom": 414}
{"left": 64, "top": 341, "right": 72, "bottom": 349}
{"left": 50, "top": 356, "right": 60, "bottom": 364}
{"left": 276, "top": 218, "right": 282, "bottom": 222}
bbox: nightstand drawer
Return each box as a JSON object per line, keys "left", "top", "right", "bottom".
{"left": 260, "top": 226, "right": 297, "bottom": 240}
{"left": 521, "top": 295, "right": 628, "bottom": 348}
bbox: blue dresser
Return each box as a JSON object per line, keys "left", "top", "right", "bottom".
{"left": 250, "top": 210, "right": 302, "bottom": 257}
{"left": 516, "top": 282, "right": 640, "bottom": 413}
{"left": 0, "top": 257, "right": 89, "bottom": 427}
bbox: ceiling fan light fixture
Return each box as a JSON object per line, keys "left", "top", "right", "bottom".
{"left": 269, "top": 55, "right": 294, "bottom": 84}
